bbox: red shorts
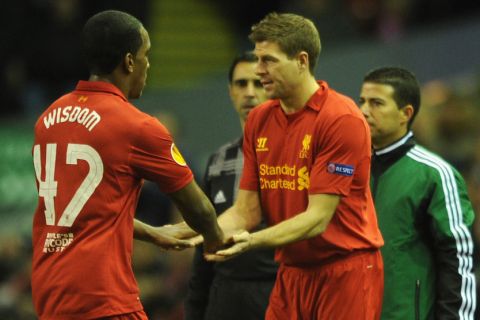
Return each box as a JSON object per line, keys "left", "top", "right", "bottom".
{"left": 95, "top": 310, "right": 148, "bottom": 320}
{"left": 266, "top": 249, "right": 384, "bottom": 320}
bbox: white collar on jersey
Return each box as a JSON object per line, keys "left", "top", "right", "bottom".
{"left": 375, "top": 131, "right": 413, "bottom": 156}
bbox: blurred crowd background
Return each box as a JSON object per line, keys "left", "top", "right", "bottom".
{"left": 1, "top": 0, "right": 479, "bottom": 319}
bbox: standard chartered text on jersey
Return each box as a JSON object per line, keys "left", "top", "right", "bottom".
{"left": 259, "top": 165, "right": 310, "bottom": 191}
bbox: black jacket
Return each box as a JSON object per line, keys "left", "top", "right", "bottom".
{"left": 184, "top": 137, "right": 278, "bottom": 320}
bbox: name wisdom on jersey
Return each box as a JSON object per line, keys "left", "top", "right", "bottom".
{"left": 43, "top": 106, "right": 101, "bottom": 132}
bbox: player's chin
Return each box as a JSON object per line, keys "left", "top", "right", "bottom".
{"left": 130, "top": 91, "right": 142, "bottom": 99}
{"left": 130, "top": 85, "right": 146, "bottom": 99}
{"left": 243, "top": 106, "right": 253, "bottom": 115}
{"left": 265, "top": 90, "right": 278, "bottom": 100}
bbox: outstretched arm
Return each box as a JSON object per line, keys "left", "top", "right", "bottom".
{"left": 133, "top": 219, "right": 195, "bottom": 250}
{"left": 163, "top": 189, "right": 263, "bottom": 242}
{"left": 168, "top": 180, "right": 226, "bottom": 253}
{"left": 217, "top": 189, "right": 263, "bottom": 236}
{"left": 134, "top": 180, "right": 227, "bottom": 252}
{"left": 206, "top": 193, "right": 339, "bottom": 261}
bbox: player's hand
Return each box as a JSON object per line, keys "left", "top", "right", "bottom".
{"left": 203, "top": 227, "right": 228, "bottom": 254}
{"left": 161, "top": 222, "right": 227, "bottom": 251}
{"left": 161, "top": 222, "right": 198, "bottom": 239}
{"left": 188, "top": 234, "right": 204, "bottom": 246}
{"left": 204, "top": 231, "right": 251, "bottom": 262}
{"left": 147, "top": 225, "right": 195, "bottom": 251}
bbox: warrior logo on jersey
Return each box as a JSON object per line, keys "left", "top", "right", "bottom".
{"left": 171, "top": 143, "right": 187, "bottom": 166}
{"left": 256, "top": 137, "right": 268, "bottom": 152}
{"left": 299, "top": 134, "right": 311, "bottom": 159}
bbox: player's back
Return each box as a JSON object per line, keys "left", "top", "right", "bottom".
{"left": 32, "top": 81, "right": 149, "bottom": 319}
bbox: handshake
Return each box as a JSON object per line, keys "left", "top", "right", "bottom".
{"left": 136, "top": 220, "right": 253, "bottom": 262}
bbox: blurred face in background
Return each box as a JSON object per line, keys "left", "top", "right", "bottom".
{"left": 359, "top": 82, "right": 412, "bottom": 149}
{"left": 229, "top": 61, "right": 267, "bottom": 127}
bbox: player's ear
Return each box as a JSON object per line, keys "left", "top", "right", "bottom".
{"left": 400, "top": 105, "right": 414, "bottom": 125}
{"left": 297, "top": 51, "right": 309, "bottom": 73}
{"left": 123, "top": 52, "right": 135, "bottom": 74}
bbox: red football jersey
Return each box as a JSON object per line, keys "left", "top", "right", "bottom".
{"left": 31, "top": 81, "right": 193, "bottom": 319}
{"left": 240, "top": 81, "right": 383, "bottom": 265}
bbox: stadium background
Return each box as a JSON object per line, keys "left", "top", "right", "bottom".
{"left": 0, "top": 0, "right": 479, "bottom": 319}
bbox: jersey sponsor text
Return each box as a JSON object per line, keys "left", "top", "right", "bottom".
{"left": 259, "top": 164, "right": 309, "bottom": 191}
{"left": 43, "top": 232, "right": 74, "bottom": 253}
{"left": 259, "top": 164, "right": 296, "bottom": 176}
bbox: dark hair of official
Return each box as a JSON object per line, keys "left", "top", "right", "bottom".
{"left": 249, "top": 12, "right": 321, "bottom": 75}
{"left": 227, "top": 51, "right": 258, "bottom": 83}
{"left": 82, "top": 10, "right": 144, "bottom": 75}
{"left": 363, "top": 66, "right": 421, "bottom": 128}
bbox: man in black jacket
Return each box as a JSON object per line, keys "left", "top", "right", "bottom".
{"left": 184, "top": 52, "right": 278, "bottom": 320}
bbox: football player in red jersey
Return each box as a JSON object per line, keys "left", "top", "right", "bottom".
{"left": 31, "top": 10, "right": 225, "bottom": 320}
{"left": 171, "top": 12, "right": 384, "bottom": 320}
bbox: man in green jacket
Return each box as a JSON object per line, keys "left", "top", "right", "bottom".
{"left": 358, "top": 67, "right": 476, "bottom": 320}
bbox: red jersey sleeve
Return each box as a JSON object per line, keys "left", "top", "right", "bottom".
{"left": 239, "top": 113, "right": 259, "bottom": 191}
{"left": 129, "top": 116, "right": 193, "bottom": 194}
{"left": 309, "top": 114, "right": 369, "bottom": 196}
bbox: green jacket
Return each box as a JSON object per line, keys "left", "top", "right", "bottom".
{"left": 371, "top": 132, "right": 476, "bottom": 320}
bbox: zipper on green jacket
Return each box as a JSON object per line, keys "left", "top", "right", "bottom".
{"left": 415, "top": 279, "right": 420, "bottom": 320}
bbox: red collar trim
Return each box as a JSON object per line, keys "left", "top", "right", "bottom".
{"left": 75, "top": 80, "right": 127, "bottom": 101}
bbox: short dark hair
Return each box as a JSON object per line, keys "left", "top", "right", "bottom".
{"left": 249, "top": 12, "right": 321, "bottom": 74}
{"left": 363, "top": 67, "right": 421, "bottom": 127}
{"left": 228, "top": 51, "right": 258, "bottom": 83}
{"left": 82, "top": 10, "right": 144, "bottom": 75}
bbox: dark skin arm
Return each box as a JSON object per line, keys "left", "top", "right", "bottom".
{"left": 135, "top": 180, "right": 225, "bottom": 253}
{"left": 134, "top": 219, "right": 195, "bottom": 250}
